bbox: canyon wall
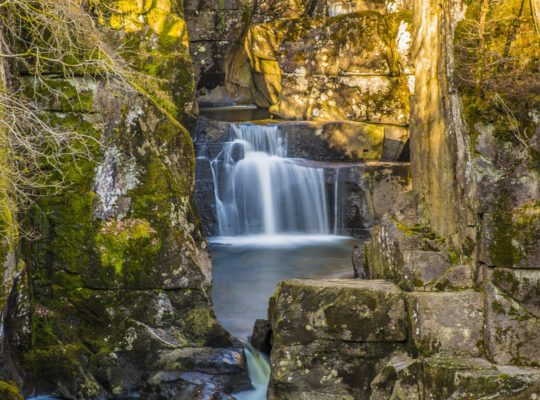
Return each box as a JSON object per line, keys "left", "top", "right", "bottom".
{"left": 0, "top": 1, "right": 247, "bottom": 398}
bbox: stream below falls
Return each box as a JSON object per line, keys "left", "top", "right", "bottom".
{"left": 211, "top": 235, "right": 363, "bottom": 400}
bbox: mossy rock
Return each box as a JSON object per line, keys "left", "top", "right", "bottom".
{"left": 270, "top": 279, "right": 407, "bottom": 345}
{"left": 480, "top": 204, "right": 540, "bottom": 269}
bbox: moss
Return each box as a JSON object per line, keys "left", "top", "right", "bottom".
{"left": 0, "top": 381, "right": 23, "bottom": 400}
{"left": 95, "top": 218, "right": 161, "bottom": 276}
{"left": 22, "top": 77, "right": 95, "bottom": 112}
{"left": 491, "top": 299, "right": 506, "bottom": 315}
{"left": 25, "top": 343, "right": 88, "bottom": 381}
{"left": 489, "top": 203, "right": 540, "bottom": 267}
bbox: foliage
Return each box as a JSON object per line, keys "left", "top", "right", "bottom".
{"left": 455, "top": 0, "right": 540, "bottom": 157}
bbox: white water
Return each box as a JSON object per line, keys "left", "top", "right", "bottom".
{"left": 333, "top": 168, "right": 340, "bottom": 234}
{"left": 210, "top": 124, "right": 330, "bottom": 236}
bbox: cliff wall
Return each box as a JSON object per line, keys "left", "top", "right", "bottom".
{"left": 0, "top": 1, "right": 247, "bottom": 398}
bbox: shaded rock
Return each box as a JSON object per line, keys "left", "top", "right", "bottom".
{"left": 352, "top": 245, "right": 368, "bottom": 278}
{"left": 250, "top": 319, "right": 272, "bottom": 355}
{"left": 144, "top": 381, "right": 237, "bottom": 400}
{"left": 399, "top": 251, "right": 474, "bottom": 291}
{"left": 366, "top": 215, "right": 423, "bottom": 282}
{"left": 270, "top": 341, "right": 406, "bottom": 400}
{"left": 479, "top": 209, "right": 540, "bottom": 269}
{"left": 407, "top": 291, "right": 484, "bottom": 358}
{"left": 362, "top": 163, "right": 412, "bottom": 223}
{"left": 389, "top": 191, "right": 418, "bottom": 227}
{"left": 490, "top": 267, "right": 540, "bottom": 317}
{"left": 381, "top": 126, "right": 409, "bottom": 161}
{"left": 279, "top": 121, "right": 386, "bottom": 161}
{"left": 268, "top": 278, "right": 409, "bottom": 399}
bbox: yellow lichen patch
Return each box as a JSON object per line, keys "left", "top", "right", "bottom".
{"left": 167, "top": 19, "right": 189, "bottom": 44}
{"left": 95, "top": 218, "right": 160, "bottom": 275}
{"left": 109, "top": 13, "right": 144, "bottom": 32}
{"left": 146, "top": 7, "right": 169, "bottom": 33}
{"left": 112, "top": 0, "right": 153, "bottom": 14}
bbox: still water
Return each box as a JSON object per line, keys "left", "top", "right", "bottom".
{"left": 211, "top": 235, "right": 363, "bottom": 339}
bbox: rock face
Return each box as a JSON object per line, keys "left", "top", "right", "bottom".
{"left": 226, "top": 0, "right": 414, "bottom": 121}
{"left": 0, "top": 1, "right": 247, "bottom": 398}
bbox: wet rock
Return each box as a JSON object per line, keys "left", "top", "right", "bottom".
{"left": 407, "top": 291, "right": 484, "bottom": 358}
{"left": 250, "top": 319, "right": 272, "bottom": 355}
{"left": 145, "top": 346, "right": 250, "bottom": 398}
{"left": 145, "top": 381, "right": 237, "bottom": 400}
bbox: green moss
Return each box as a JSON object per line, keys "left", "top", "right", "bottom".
{"left": 26, "top": 343, "right": 87, "bottom": 380}
{"left": 95, "top": 218, "right": 161, "bottom": 276}
{"left": 490, "top": 204, "right": 540, "bottom": 267}
{"left": 491, "top": 299, "right": 506, "bottom": 315}
{"left": 0, "top": 381, "right": 23, "bottom": 400}
{"left": 22, "top": 77, "right": 95, "bottom": 112}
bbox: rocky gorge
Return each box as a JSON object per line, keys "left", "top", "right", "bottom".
{"left": 0, "top": 0, "right": 538, "bottom": 399}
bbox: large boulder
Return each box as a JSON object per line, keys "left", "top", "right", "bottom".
{"left": 270, "top": 279, "right": 407, "bottom": 344}
{"left": 226, "top": 8, "right": 414, "bottom": 122}
{"left": 268, "top": 279, "right": 409, "bottom": 399}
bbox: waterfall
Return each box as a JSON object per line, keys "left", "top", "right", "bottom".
{"left": 333, "top": 168, "right": 340, "bottom": 234}
{"left": 234, "top": 344, "right": 271, "bottom": 400}
{"left": 210, "top": 124, "right": 330, "bottom": 236}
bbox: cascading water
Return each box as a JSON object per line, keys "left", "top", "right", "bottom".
{"left": 210, "top": 124, "right": 330, "bottom": 237}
